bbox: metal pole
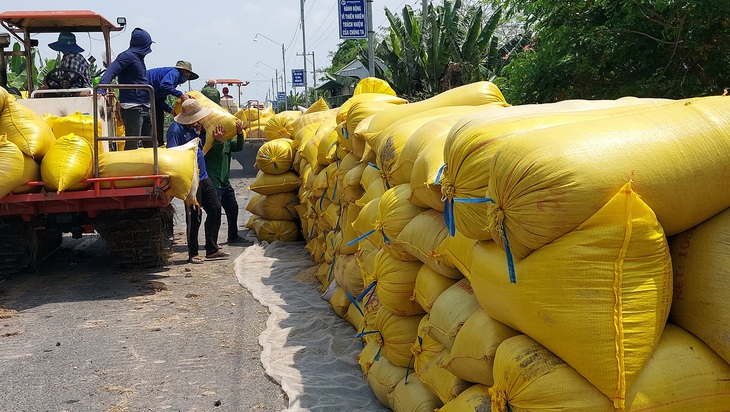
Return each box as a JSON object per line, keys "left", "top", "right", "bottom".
{"left": 311, "top": 52, "right": 317, "bottom": 88}
{"left": 281, "top": 43, "right": 288, "bottom": 110}
{"left": 300, "top": 0, "right": 309, "bottom": 106}
{"left": 367, "top": 0, "right": 375, "bottom": 76}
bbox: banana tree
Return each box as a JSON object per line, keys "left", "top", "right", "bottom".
{"left": 6, "top": 42, "right": 57, "bottom": 91}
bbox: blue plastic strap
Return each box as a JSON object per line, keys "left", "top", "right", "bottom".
{"left": 381, "top": 230, "right": 391, "bottom": 245}
{"left": 343, "top": 127, "right": 349, "bottom": 140}
{"left": 367, "top": 162, "right": 380, "bottom": 170}
{"left": 501, "top": 225, "right": 517, "bottom": 283}
{"left": 435, "top": 163, "right": 446, "bottom": 185}
{"left": 346, "top": 292, "right": 365, "bottom": 317}
{"left": 357, "top": 281, "right": 377, "bottom": 302}
{"left": 334, "top": 200, "right": 342, "bottom": 232}
{"left": 309, "top": 222, "right": 316, "bottom": 238}
{"left": 444, "top": 196, "right": 495, "bottom": 237}
{"left": 328, "top": 257, "right": 335, "bottom": 282}
{"left": 346, "top": 229, "right": 375, "bottom": 247}
{"left": 319, "top": 188, "right": 327, "bottom": 210}
{"left": 331, "top": 179, "right": 338, "bottom": 201}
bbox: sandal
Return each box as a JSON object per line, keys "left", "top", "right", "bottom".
{"left": 188, "top": 256, "right": 205, "bottom": 264}
{"left": 205, "top": 249, "right": 230, "bottom": 259}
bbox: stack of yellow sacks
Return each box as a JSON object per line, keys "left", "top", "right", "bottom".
{"left": 291, "top": 75, "right": 730, "bottom": 412}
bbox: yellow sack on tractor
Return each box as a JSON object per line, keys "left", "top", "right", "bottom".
{"left": 41, "top": 133, "right": 93, "bottom": 192}
{"left": 486, "top": 95, "right": 730, "bottom": 260}
{"left": 264, "top": 110, "right": 302, "bottom": 141}
{"left": 256, "top": 138, "right": 293, "bottom": 175}
{"left": 249, "top": 170, "right": 301, "bottom": 195}
{"left": 304, "top": 96, "right": 330, "bottom": 114}
{"left": 0, "top": 95, "right": 55, "bottom": 159}
{"left": 175, "top": 91, "right": 237, "bottom": 153}
{"left": 52, "top": 111, "right": 105, "bottom": 154}
{"left": 0, "top": 134, "right": 26, "bottom": 198}
{"left": 12, "top": 155, "right": 42, "bottom": 194}
{"left": 98, "top": 143, "right": 197, "bottom": 202}
{"left": 471, "top": 183, "right": 672, "bottom": 409}
{"left": 668, "top": 207, "right": 730, "bottom": 364}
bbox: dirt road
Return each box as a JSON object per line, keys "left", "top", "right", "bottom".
{"left": 0, "top": 146, "right": 289, "bottom": 411}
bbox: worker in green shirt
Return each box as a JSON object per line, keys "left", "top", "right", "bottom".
{"left": 200, "top": 79, "right": 221, "bottom": 105}
{"left": 204, "top": 118, "right": 247, "bottom": 244}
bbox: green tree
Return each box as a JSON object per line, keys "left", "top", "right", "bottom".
{"left": 330, "top": 39, "right": 368, "bottom": 73}
{"left": 497, "top": 0, "right": 730, "bottom": 104}
{"left": 375, "top": 1, "right": 503, "bottom": 99}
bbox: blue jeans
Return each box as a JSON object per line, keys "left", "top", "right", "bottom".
{"left": 120, "top": 105, "right": 152, "bottom": 150}
{"left": 216, "top": 186, "right": 240, "bottom": 242}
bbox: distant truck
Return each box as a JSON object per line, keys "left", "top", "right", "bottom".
{"left": 0, "top": 10, "right": 172, "bottom": 273}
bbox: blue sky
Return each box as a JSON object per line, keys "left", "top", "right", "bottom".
{"left": 7, "top": 0, "right": 418, "bottom": 104}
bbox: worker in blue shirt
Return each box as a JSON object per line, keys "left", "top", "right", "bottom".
{"left": 166, "top": 99, "right": 229, "bottom": 264}
{"left": 98, "top": 27, "right": 154, "bottom": 150}
{"left": 147, "top": 61, "right": 198, "bottom": 146}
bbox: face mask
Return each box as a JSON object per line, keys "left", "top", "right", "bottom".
{"left": 179, "top": 72, "right": 188, "bottom": 84}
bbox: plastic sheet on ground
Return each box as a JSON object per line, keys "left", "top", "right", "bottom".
{"left": 235, "top": 239, "right": 388, "bottom": 412}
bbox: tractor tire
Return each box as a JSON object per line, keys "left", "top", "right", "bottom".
{"left": 95, "top": 206, "right": 173, "bottom": 268}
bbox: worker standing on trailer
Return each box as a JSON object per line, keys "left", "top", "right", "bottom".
{"left": 147, "top": 60, "right": 198, "bottom": 146}
{"left": 201, "top": 79, "right": 221, "bottom": 105}
{"left": 166, "top": 99, "right": 230, "bottom": 264}
{"left": 98, "top": 27, "right": 154, "bottom": 150}
{"left": 204, "top": 118, "right": 247, "bottom": 244}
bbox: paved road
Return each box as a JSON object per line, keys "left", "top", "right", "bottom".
{"left": 0, "top": 143, "right": 288, "bottom": 412}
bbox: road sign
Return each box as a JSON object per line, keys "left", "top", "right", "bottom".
{"left": 292, "top": 69, "right": 305, "bottom": 87}
{"left": 338, "top": 0, "right": 367, "bottom": 39}
{"left": 272, "top": 101, "right": 278, "bottom": 110}
{"left": 277, "top": 92, "right": 286, "bottom": 102}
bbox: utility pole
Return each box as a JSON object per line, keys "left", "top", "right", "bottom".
{"left": 367, "top": 0, "right": 374, "bottom": 76}
{"left": 297, "top": 51, "right": 317, "bottom": 88}
{"left": 300, "top": 0, "right": 309, "bottom": 106}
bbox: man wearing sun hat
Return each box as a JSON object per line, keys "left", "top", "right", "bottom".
{"left": 48, "top": 31, "right": 92, "bottom": 88}
{"left": 166, "top": 98, "right": 231, "bottom": 264}
{"left": 147, "top": 60, "right": 199, "bottom": 146}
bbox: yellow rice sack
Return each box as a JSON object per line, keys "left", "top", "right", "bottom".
{"left": 249, "top": 170, "right": 301, "bottom": 195}
{"left": 256, "top": 138, "right": 293, "bottom": 175}
{"left": 443, "top": 309, "right": 520, "bottom": 386}
{"left": 98, "top": 145, "right": 197, "bottom": 201}
{"left": 353, "top": 77, "right": 396, "bottom": 96}
{"left": 12, "top": 154, "right": 42, "bottom": 194}
{"left": 441, "top": 98, "right": 672, "bottom": 241}
{"left": 40, "top": 133, "right": 93, "bottom": 192}
{"left": 337, "top": 92, "right": 407, "bottom": 125}
{"left": 331, "top": 253, "right": 363, "bottom": 296}
{"left": 410, "top": 139, "right": 448, "bottom": 211}
{"left": 668, "top": 207, "right": 730, "bottom": 364}
{"left": 327, "top": 287, "right": 351, "bottom": 318}
{"left": 0, "top": 85, "right": 8, "bottom": 111}
{"left": 247, "top": 216, "right": 300, "bottom": 242}
{"left": 364, "top": 82, "right": 507, "bottom": 142}
{"left": 245, "top": 191, "right": 299, "bottom": 221}
{"left": 387, "top": 376, "right": 443, "bottom": 412}
{"left": 471, "top": 183, "right": 672, "bottom": 408}
{"left": 292, "top": 108, "right": 337, "bottom": 138}
{"left": 264, "top": 110, "right": 302, "bottom": 141}
{"left": 374, "top": 184, "right": 427, "bottom": 261}
{"left": 427, "top": 278, "right": 481, "bottom": 351}
{"left": 489, "top": 335, "right": 615, "bottom": 412}
{"left": 412, "top": 265, "right": 458, "bottom": 313}
{"left": 351, "top": 196, "right": 383, "bottom": 249}
{"left": 52, "top": 111, "right": 102, "bottom": 151}
{"left": 486, "top": 95, "right": 730, "bottom": 259}
{"left": 176, "top": 91, "right": 237, "bottom": 154}
{"left": 396, "top": 209, "right": 463, "bottom": 279}
{"left": 304, "top": 96, "right": 329, "bottom": 114}
{"left": 376, "top": 307, "right": 424, "bottom": 368}
{"left": 373, "top": 249, "right": 425, "bottom": 316}
{"left": 437, "top": 384, "right": 490, "bottom": 412}
{"left": 417, "top": 348, "right": 470, "bottom": 404}
{"left": 0, "top": 134, "right": 26, "bottom": 198}
{"left": 434, "top": 229, "right": 475, "bottom": 279}
{"left": 0, "top": 95, "right": 55, "bottom": 159}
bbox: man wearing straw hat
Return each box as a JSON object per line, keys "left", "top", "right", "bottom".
{"left": 47, "top": 31, "right": 92, "bottom": 88}
{"left": 166, "top": 99, "right": 230, "bottom": 264}
{"left": 147, "top": 60, "right": 199, "bottom": 146}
